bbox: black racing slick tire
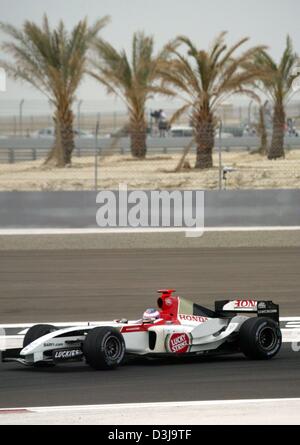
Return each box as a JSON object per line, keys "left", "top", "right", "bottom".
{"left": 239, "top": 317, "right": 282, "bottom": 360}
{"left": 23, "top": 324, "right": 57, "bottom": 348}
{"left": 83, "top": 327, "right": 125, "bottom": 370}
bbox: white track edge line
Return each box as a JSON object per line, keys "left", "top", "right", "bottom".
{"left": 0, "top": 226, "right": 300, "bottom": 235}
{"left": 1, "top": 398, "right": 300, "bottom": 414}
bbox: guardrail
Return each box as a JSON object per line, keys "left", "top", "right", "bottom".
{"left": 0, "top": 190, "right": 299, "bottom": 228}
{"left": 0, "top": 136, "right": 300, "bottom": 164}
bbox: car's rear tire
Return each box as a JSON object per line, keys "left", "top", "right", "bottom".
{"left": 83, "top": 327, "right": 125, "bottom": 370}
{"left": 23, "top": 324, "right": 57, "bottom": 348}
{"left": 239, "top": 317, "right": 282, "bottom": 360}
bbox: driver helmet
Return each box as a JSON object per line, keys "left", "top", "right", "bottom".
{"left": 143, "top": 308, "right": 160, "bottom": 322}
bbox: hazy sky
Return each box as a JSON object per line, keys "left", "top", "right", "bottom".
{"left": 0, "top": 0, "right": 300, "bottom": 107}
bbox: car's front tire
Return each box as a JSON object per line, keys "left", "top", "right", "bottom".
{"left": 23, "top": 324, "right": 57, "bottom": 368}
{"left": 23, "top": 324, "right": 57, "bottom": 348}
{"left": 83, "top": 327, "right": 125, "bottom": 370}
{"left": 239, "top": 317, "right": 282, "bottom": 360}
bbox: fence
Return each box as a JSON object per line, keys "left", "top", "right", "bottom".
{"left": 1, "top": 135, "right": 300, "bottom": 164}
{"left": 1, "top": 100, "right": 300, "bottom": 137}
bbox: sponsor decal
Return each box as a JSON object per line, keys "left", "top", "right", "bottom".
{"left": 165, "top": 298, "right": 173, "bottom": 306}
{"left": 167, "top": 333, "right": 190, "bottom": 354}
{"left": 45, "top": 342, "right": 65, "bottom": 348}
{"left": 122, "top": 326, "right": 145, "bottom": 332}
{"left": 234, "top": 300, "right": 257, "bottom": 309}
{"left": 258, "top": 309, "right": 277, "bottom": 314}
{"left": 53, "top": 349, "right": 83, "bottom": 360}
{"left": 257, "top": 302, "right": 267, "bottom": 310}
{"left": 179, "top": 314, "right": 208, "bottom": 323}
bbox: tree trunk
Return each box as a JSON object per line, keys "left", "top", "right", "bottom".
{"left": 194, "top": 115, "right": 214, "bottom": 169}
{"left": 269, "top": 104, "right": 285, "bottom": 160}
{"left": 45, "top": 106, "right": 75, "bottom": 167}
{"left": 260, "top": 129, "right": 268, "bottom": 156}
{"left": 258, "top": 106, "right": 268, "bottom": 156}
{"left": 174, "top": 138, "right": 195, "bottom": 172}
{"left": 130, "top": 121, "right": 147, "bottom": 159}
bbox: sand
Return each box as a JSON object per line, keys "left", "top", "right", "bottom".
{"left": 0, "top": 150, "right": 299, "bottom": 191}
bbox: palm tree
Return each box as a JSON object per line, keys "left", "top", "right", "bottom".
{"left": 90, "top": 32, "right": 173, "bottom": 158}
{"left": 159, "top": 33, "right": 264, "bottom": 169}
{"left": 0, "top": 15, "right": 109, "bottom": 166}
{"left": 254, "top": 37, "right": 300, "bottom": 160}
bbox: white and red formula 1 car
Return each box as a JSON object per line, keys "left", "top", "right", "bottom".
{"left": 1, "top": 290, "right": 282, "bottom": 370}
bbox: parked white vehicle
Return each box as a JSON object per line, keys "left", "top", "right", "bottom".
{"left": 170, "top": 126, "right": 233, "bottom": 138}
{"left": 170, "top": 126, "right": 194, "bottom": 137}
{"left": 31, "top": 128, "right": 94, "bottom": 139}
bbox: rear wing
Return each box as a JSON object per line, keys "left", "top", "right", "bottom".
{"left": 215, "top": 300, "right": 280, "bottom": 323}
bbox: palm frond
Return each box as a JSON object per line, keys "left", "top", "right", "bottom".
{"left": 0, "top": 15, "right": 108, "bottom": 104}
{"left": 91, "top": 32, "right": 172, "bottom": 124}
{"left": 159, "top": 33, "right": 264, "bottom": 122}
{"left": 254, "top": 35, "right": 299, "bottom": 106}
{"left": 168, "top": 103, "right": 192, "bottom": 126}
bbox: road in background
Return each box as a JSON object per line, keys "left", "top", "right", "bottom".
{"left": 0, "top": 136, "right": 300, "bottom": 164}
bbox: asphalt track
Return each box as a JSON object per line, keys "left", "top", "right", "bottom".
{"left": 0, "top": 247, "right": 300, "bottom": 408}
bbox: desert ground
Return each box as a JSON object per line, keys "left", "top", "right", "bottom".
{"left": 0, "top": 149, "right": 299, "bottom": 191}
